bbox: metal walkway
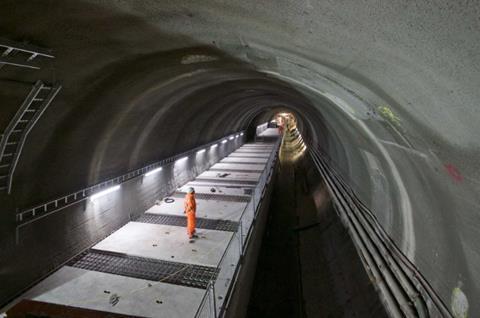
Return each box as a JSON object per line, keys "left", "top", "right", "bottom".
{"left": 68, "top": 249, "right": 218, "bottom": 289}
{"left": 0, "top": 37, "right": 54, "bottom": 71}
{"left": 136, "top": 213, "right": 239, "bottom": 232}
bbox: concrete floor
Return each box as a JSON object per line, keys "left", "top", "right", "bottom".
{"left": 93, "top": 222, "right": 232, "bottom": 267}
{"left": 196, "top": 171, "right": 261, "bottom": 183}
{"left": 14, "top": 141, "right": 279, "bottom": 317}
{"left": 209, "top": 162, "right": 265, "bottom": 172}
{"left": 221, "top": 157, "right": 269, "bottom": 164}
{"left": 178, "top": 183, "right": 252, "bottom": 196}
{"left": 228, "top": 152, "right": 270, "bottom": 158}
{"left": 188, "top": 179, "right": 255, "bottom": 191}
{"left": 258, "top": 129, "right": 282, "bottom": 138}
{"left": 23, "top": 267, "right": 205, "bottom": 318}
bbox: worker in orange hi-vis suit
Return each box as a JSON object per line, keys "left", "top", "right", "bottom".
{"left": 184, "top": 187, "right": 198, "bottom": 240}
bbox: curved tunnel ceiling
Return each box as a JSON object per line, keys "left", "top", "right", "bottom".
{"left": 1, "top": 0, "right": 479, "bottom": 315}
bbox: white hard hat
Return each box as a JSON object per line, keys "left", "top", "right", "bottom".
{"left": 187, "top": 187, "right": 195, "bottom": 193}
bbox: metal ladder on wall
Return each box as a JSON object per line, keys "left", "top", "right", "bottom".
{"left": 0, "top": 81, "right": 61, "bottom": 193}
{"left": 0, "top": 38, "right": 54, "bottom": 71}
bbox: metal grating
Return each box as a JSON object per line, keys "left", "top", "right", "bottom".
{"left": 136, "top": 213, "right": 239, "bottom": 232}
{"left": 68, "top": 249, "right": 218, "bottom": 289}
{"left": 172, "top": 191, "right": 250, "bottom": 202}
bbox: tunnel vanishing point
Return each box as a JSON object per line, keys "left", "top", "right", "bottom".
{"left": 0, "top": 1, "right": 479, "bottom": 318}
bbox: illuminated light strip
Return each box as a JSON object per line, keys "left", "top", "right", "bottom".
{"left": 177, "top": 156, "right": 188, "bottom": 162}
{"left": 211, "top": 144, "right": 218, "bottom": 148}
{"left": 221, "top": 139, "right": 228, "bottom": 144}
{"left": 145, "top": 167, "right": 162, "bottom": 177}
{"left": 235, "top": 134, "right": 239, "bottom": 138}
{"left": 229, "top": 136, "right": 234, "bottom": 140}
{"left": 240, "top": 133, "right": 244, "bottom": 136}
{"left": 197, "top": 149, "right": 206, "bottom": 154}
{"left": 90, "top": 185, "right": 120, "bottom": 201}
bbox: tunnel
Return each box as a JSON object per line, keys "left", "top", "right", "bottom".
{"left": 0, "top": 1, "right": 479, "bottom": 317}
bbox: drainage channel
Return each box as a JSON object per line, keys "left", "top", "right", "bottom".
{"left": 67, "top": 249, "right": 218, "bottom": 289}
{"left": 136, "top": 213, "right": 239, "bottom": 232}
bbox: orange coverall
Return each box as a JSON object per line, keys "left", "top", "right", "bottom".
{"left": 184, "top": 193, "right": 196, "bottom": 237}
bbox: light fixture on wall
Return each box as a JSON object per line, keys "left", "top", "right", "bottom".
{"left": 177, "top": 156, "right": 188, "bottom": 162}
{"left": 145, "top": 167, "right": 162, "bottom": 177}
{"left": 229, "top": 136, "right": 234, "bottom": 140}
{"left": 240, "top": 132, "right": 244, "bottom": 136}
{"left": 197, "top": 149, "right": 206, "bottom": 154}
{"left": 221, "top": 139, "right": 228, "bottom": 144}
{"left": 90, "top": 185, "right": 120, "bottom": 201}
{"left": 211, "top": 143, "right": 218, "bottom": 148}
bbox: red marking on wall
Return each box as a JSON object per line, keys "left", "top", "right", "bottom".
{"left": 444, "top": 163, "right": 463, "bottom": 183}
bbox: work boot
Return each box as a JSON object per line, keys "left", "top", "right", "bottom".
{"left": 192, "top": 234, "right": 199, "bottom": 239}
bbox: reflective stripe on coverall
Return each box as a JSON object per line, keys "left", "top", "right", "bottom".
{"left": 184, "top": 193, "right": 196, "bottom": 237}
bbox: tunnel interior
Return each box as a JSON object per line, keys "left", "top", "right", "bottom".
{"left": 1, "top": 1, "right": 479, "bottom": 317}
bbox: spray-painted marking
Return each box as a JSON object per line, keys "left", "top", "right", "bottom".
{"left": 445, "top": 163, "right": 463, "bottom": 183}
{"left": 379, "top": 139, "right": 428, "bottom": 159}
{"left": 451, "top": 285, "right": 468, "bottom": 318}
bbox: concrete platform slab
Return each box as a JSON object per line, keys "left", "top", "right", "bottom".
{"left": 258, "top": 128, "right": 280, "bottom": 137}
{"left": 93, "top": 222, "right": 233, "bottom": 267}
{"left": 196, "top": 171, "right": 261, "bottom": 182}
{"left": 23, "top": 266, "right": 204, "bottom": 318}
{"left": 240, "top": 145, "right": 274, "bottom": 149}
{"left": 241, "top": 144, "right": 273, "bottom": 147}
{"left": 221, "top": 157, "right": 268, "bottom": 164}
{"left": 146, "top": 199, "right": 248, "bottom": 222}
{"left": 235, "top": 148, "right": 272, "bottom": 153}
{"left": 179, "top": 183, "right": 253, "bottom": 196}
{"left": 229, "top": 152, "right": 270, "bottom": 158}
{"left": 209, "top": 162, "right": 265, "bottom": 172}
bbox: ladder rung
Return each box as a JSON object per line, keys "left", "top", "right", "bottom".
{"left": 0, "top": 186, "right": 7, "bottom": 191}
{"left": 6, "top": 142, "right": 17, "bottom": 146}
{"left": 40, "top": 86, "right": 52, "bottom": 90}
{"left": 27, "top": 53, "right": 38, "bottom": 61}
{"left": 25, "top": 109, "right": 37, "bottom": 112}
{"left": 0, "top": 164, "right": 9, "bottom": 169}
{"left": 0, "top": 175, "right": 8, "bottom": 179}
{"left": 11, "top": 129, "right": 22, "bottom": 133}
{"left": 2, "top": 153, "right": 13, "bottom": 157}
{"left": 32, "top": 98, "right": 44, "bottom": 102}
{"left": 2, "top": 47, "right": 14, "bottom": 56}
{"left": 18, "top": 120, "right": 29, "bottom": 123}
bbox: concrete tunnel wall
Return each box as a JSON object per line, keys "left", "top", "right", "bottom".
{"left": 0, "top": 0, "right": 479, "bottom": 316}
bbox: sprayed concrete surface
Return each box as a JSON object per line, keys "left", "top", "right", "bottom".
{"left": 1, "top": 1, "right": 479, "bottom": 315}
